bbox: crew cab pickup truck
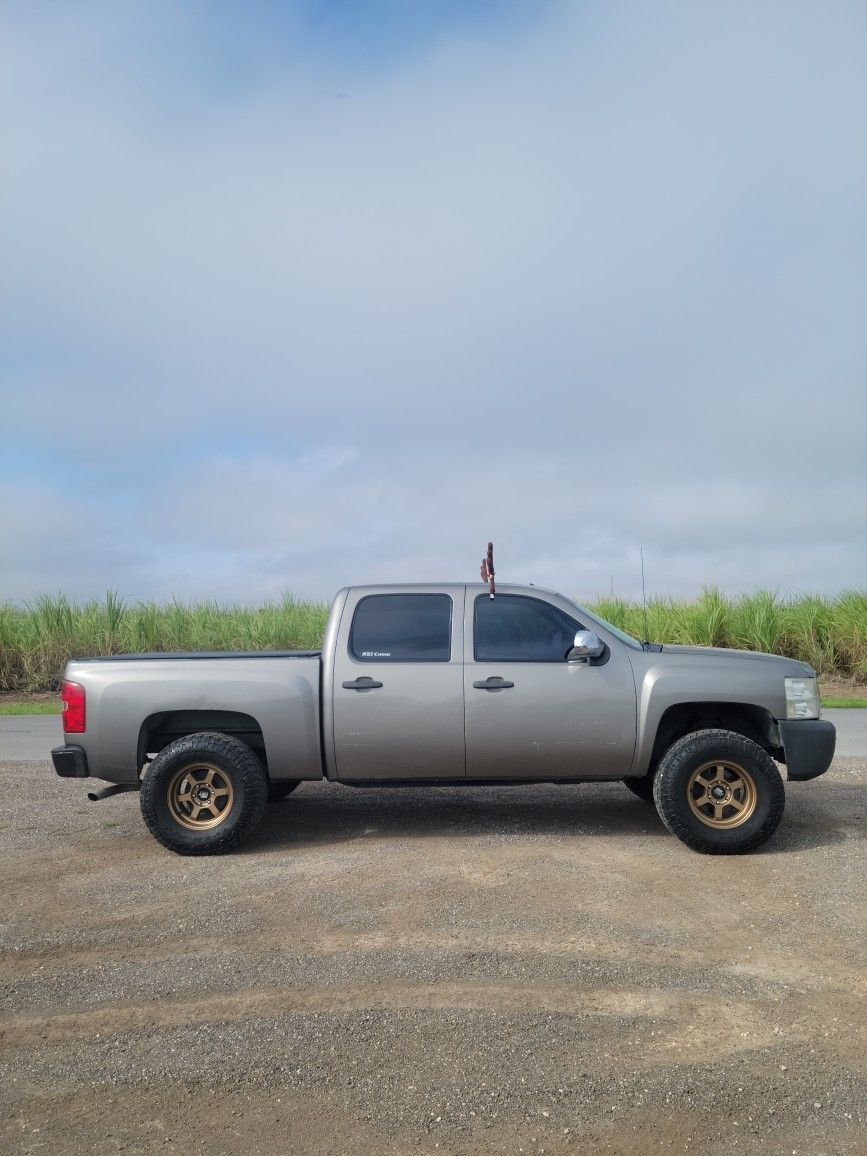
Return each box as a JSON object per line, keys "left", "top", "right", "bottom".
{"left": 51, "top": 583, "right": 836, "bottom": 856}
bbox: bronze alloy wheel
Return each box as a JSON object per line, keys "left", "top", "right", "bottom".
{"left": 687, "top": 760, "right": 758, "bottom": 829}
{"left": 653, "top": 730, "right": 785, "bottom": 854}
{"left": 166, "top": 763, "right": 235, "bottom": 831}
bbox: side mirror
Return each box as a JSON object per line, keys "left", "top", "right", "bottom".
{"left": 568, "top": 629, "right": 605, "bottom": 661}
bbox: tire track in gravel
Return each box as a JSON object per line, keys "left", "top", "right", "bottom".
{"left": 0, "top": 980, "right": 800, "bottom": 1063}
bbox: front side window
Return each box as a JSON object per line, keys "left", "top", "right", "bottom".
{"left": 350, "top": 594, "right": 452, "bottom": 662}
{"left": 474, "top": 594, "right": 581, "bottom": 662}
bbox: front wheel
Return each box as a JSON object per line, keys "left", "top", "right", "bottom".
{"left": 140, "top": 732, "right": 268, "bottom": 855}
{"left": 653, "top": 729, "right": 785, "bottom": 854}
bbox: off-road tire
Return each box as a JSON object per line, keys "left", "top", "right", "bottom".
{"left": 140, "top": 732, "right": 268, "bottom": 855}
{"left": 623, "top": 776, "right": 655, "bottom": 803}
{"left": 268, "top": 779, "right": 301, "bottom": 803}
{"left": 653, "top": 728, "right": 785, "bottom": 854}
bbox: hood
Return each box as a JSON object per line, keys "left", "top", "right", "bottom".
{"left": 658, "top": 644, "right": 814, "bottom": 676}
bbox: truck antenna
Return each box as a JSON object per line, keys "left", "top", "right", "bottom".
{"left": 480, "top": 541, "right": 496, "bottom": 599}
{"left": 640, "top": 547, "right": 649, "bottom": 643}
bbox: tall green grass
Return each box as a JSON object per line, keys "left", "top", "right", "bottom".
{"left": 592, "top": 587, "right": 867, "bottom": 682}
{"left": 0, "top": 588, "right": 864, "bottom": 693}
{"left": 0, "top": 594, "right": 329, "bottom": 693}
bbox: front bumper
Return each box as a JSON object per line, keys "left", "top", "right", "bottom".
{"left": 778, "top": 719, "right": 836, "bottom": 781}
{"left": 51, "top": 744, "right": 89, "bottom": 778}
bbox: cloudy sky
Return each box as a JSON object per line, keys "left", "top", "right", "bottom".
{"left": 2, "top": 0, "right": 865, "bottom": 605}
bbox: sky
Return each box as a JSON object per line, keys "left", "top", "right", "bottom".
{"left": 1, "top": 0, "right": 865, "bottom": 605}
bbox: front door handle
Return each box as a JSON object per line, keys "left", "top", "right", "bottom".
{"left": 472, "top": 676, "right": 515, "bottom": 690}
{"left": 342, "top": 677, "right": 384, "bottom": 691}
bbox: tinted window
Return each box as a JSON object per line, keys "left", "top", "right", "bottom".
{"left": 351, "top": 594, "right": 452, "bottom": 662}
{"left": 474, "top": 594, "right": 581, "bottom": 662}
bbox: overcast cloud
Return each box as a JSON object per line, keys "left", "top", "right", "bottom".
{"left": 1, "top": 0, "right": 865, "bottom": 604}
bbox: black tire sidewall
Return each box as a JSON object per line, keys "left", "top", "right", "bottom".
{"left": 140, "top": 732, "right": 268, "bottom": 855}
{"left": 653, "top": 729, "right": 785, "bottom": 854}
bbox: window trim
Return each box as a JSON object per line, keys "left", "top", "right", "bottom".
{"left": 349, "top": 593, "right": 454, "bottom": 663}
{"left": 473, "top": 593, "right": 582, "bottom": 664}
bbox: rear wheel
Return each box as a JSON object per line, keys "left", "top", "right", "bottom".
{"left": 653, "top": 728, "right": 784, "bottom": 854}
{"left": 140, "top": 732, "right": 268, "bottom": 855}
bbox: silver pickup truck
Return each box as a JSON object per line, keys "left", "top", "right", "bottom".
{"left": 51, "top": 582, "right": 836, "bottom": 856}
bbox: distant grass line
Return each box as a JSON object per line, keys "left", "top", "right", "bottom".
{"left": 0, "top": 588, "right": 865, "bottom": 694}
{"left": 0, "top": 702, "right": 63, "bottom": 715}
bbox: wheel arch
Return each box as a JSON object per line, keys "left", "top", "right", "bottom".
{"left": 138, "top": 710, "right": 267, "bottom": 773}
{"left": 646, "top": 701, "right": 781, "bottom": 775}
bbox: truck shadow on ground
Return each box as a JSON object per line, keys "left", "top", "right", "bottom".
{"left": 243, "top": 780, "right": 859, "bottom": 855}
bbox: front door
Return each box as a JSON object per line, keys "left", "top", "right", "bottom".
{"left": 332, "top": 588, "right": 466, "bottom": 780}
{"left": 464, "top": 591, "right": 636, "bottom": 779}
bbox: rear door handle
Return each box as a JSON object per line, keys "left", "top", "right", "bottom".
{"left": 472, "top": 677, "right": 515, "bottom": 690}
{"left": 342, "top": 677, "right": 384, "bottom": 691}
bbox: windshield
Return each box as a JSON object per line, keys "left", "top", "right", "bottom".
{"left": 568, "top": 601, "right": 643, "bottom": 650}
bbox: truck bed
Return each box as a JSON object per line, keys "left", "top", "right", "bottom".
{"left": 64, "top": 651, "right": 324, "bottom": 784}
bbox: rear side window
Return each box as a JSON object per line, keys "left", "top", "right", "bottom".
{"left": 350, "top": 594, "right": 452, "bottom": 662}
{"left": 474, "top": 594, "right": 581, "bottom": 662}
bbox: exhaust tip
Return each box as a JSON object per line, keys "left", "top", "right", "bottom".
{"left": 87, "top": 783, "right": 138, "bottom": 803}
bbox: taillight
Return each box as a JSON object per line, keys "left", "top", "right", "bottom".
{"left": 61, "top": 680, "right": 86, "bottom": 733}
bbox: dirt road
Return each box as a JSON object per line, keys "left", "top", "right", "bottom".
{"left": 1, "top": 757, "right": 865, "bottom": 1154}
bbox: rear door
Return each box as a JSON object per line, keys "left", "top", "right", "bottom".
{"left": 332, "top": 588, "right": 466, "bottom": 780}
{"left": 464, "top": 590, "right": 636, "bottom": 779}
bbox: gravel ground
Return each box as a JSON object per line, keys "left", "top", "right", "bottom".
{"left": 1, "top": 758, "right": 865, "bottom": 1155}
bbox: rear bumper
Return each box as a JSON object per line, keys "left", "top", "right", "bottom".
{"left": 51, "top": 744, "right": 89, "bottom": 779}
{"left": 778, "top": 719, "right": 836, "bottom": 781}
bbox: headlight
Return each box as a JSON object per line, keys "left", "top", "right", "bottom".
{"left": 785, "top": 676, "right": 819, "bottom": 719}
